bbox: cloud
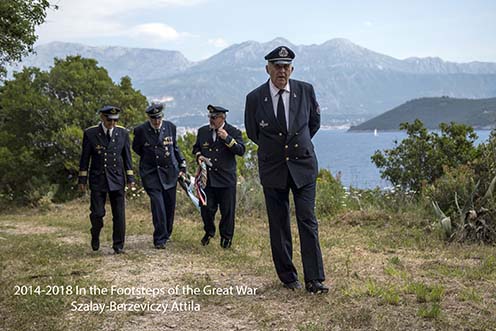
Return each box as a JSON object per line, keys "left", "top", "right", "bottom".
{"left": 208, "top": 38, "right": 229, "bottom": 48}
{"left": 131, "top": 23, "right": 183, "bottom": 41}
{"left": 36, "top": 0, "right": 205, "bottom": 44}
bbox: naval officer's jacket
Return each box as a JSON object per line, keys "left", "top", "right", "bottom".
{"left": 244, "top": 79, "right": 320, "bottom": 189}
{"left": 192, "top": 122, "right": 245, "bottom": 188}
{"left": 132, "top": 120, "right": 186, "bottom": 191}
{"left": 78, "top": 123, "right": 135, "bottom": 191}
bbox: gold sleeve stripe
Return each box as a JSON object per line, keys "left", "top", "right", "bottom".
{"left": 79, "top": 171, "right": 88, "bottom": 176}
{"left": 126, "top": 170, "right": 134, "bottom": 175}
{"left": 226, "top": 139, "right": 237, "bottom": 148}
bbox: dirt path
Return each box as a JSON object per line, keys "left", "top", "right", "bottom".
{"left": 0, "top": 219, "right": 280, "bottom": 330}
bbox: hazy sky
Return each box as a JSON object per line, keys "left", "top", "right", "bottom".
{"left": 36, "top": 0, "right": 496, "bottom": 62}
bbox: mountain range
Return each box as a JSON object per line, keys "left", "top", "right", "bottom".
{"left": 8, "top": 38, "right": 496, "bottom": 127}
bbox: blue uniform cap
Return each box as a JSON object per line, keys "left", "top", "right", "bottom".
{"left": 264, "top": 46, "right": 295, "bottom": 64}
{"left": 146, "top": 103, "right": 164, "bottom": 118}
{"left": 99, "top": 105, "right": 121, "bottom": 119}
{"left": 207, "top": 104, "right": 229, "bottom": 113}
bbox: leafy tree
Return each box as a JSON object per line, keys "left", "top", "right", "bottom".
{"left": 473, "top": 129, "right": 496, "bottom": 193}
{"left": 0, "top": 0, "right": 54, "bottom": 78}
{"left": 371, "top": 119, "right": 479, "bottom": 193}
{"left": 0, "top": 56, "right": 147, "bottom": 203}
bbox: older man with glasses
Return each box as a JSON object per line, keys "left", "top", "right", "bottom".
{"left": 132, "top": 103, "right": 187, "bottom": 250}
{"left": 244, "top": 46, "right": 328, "bottom": 293}
{"left": 78, "top": 105, "right": 135, "bottom": 254}
{"left": 192, "top": 105, "right": 245, "bottom": 248}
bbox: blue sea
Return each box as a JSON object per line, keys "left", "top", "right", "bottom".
{"left": 313, "top": 129, "right": 492, "bottom": 189}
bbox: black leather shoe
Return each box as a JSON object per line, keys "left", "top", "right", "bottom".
{"left": 220, "top": 237, "right": 232, "bottom": 249}
{"left": 113, "top": 248, "right": 125, "bottom": 254}
{"left": 305, "top": 280, "right": 329, "bottom": 294}
{"left": 91, "top": 237, "right": 100, "bottom": 251}
{"left": 201, "top": 233, "right": 212, "bottom": 246}
{"left": 283, "top": 280, "right": 302, "bottom": 290}
{"left": 154, "top": 243, "right": 166, "bottom": 249}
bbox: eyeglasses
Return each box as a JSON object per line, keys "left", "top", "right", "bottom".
{"left": 208, "top": 114, "right": 222, "bottom": 119}
{"left": 104, "top": 117, "right": 119, "bottom": 122}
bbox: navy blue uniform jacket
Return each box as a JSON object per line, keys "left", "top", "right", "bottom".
{"left": 192, "top": 122, "right": 245, "bottom": 187}
{"left": 244, "top": 79, "right": 320, "bottom": 189}
{"left": 78, "top": 124, "right": 135, "bottom": 191}
{"left": 132, "top": 121, "right": 186, "bottom": 191}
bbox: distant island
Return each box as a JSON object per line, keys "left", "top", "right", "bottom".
{"left": 348, "top": 96, "right": 496, "bottom": 131}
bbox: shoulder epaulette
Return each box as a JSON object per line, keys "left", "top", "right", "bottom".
{"left": 85, "top": 125, "right": 99, "bottom": 131}
{"left": 115, "top": 125, "right": 130, "bottom": 132}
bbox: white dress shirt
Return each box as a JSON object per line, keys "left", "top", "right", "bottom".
{"left": 101, "top": 123, "right": 113, "bottom": 137}
{"left": 269, "top": 80, "right": 290, "bottom": 131}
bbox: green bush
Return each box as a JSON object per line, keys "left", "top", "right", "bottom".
{"left": 473, "top": 130, "right": 496, "bottom": 194}
{"left": 424, "top": 130, "right": 496, "bottom": 244}
{"left": 236, "top": 178, "right": 266, "bottom": 219}
{"left": 424, "top": 165, "right": 477, "bottom": 216}
{"left": 316, "top": 169, "right": 346, "bottom": 218}
{"left": 371, "top": 119, "right": 479, "bottom": 193}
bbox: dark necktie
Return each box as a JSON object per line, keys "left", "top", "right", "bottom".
{"left": 106, "top": 129, "right": 111, "bottom": 143}
{"left": 277, "top": 89, "right": 287, "bottom": 133}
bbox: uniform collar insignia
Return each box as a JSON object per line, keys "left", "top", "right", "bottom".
{"left": 259, "top": 120, "right": 269, "bottom": 128}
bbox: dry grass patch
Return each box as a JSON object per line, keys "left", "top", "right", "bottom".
{"left": 1, "top": 200, "right": 496, "bottom": 330}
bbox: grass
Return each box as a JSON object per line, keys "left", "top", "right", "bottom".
{"left": 417, "top": 303, "right": 442, "bottom": 319}
{"left": 405, "top": 282, "right": 444, "bottom": 303}
{"left": 458, "top": 287, "right": 483, "bottom": 303}
{"left": 1, "top": 195, "right": 496, "bottom": 330}
{"left": 0, "top": 228, "right": 112, "bottom": 330}
{"left": 365, "top": 279, "right": 401, "bottom": 305}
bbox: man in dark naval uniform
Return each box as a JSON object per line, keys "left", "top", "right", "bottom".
{"left": 79, "top": 105, "right": 135, "bottom": 254}
{"left": 192, "top": 105, "right": 245, "bottom": 248}
{"left": 132, "top": 103, "right": 187, "bottom": 249}
{"left": 244, "top": 46, "right": 328, "bottom": 293}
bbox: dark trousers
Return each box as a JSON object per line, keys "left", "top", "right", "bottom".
{"left": 146, "top": 186, "right": 176, "bottom": 246}
{"left": 200, "top": 186, "right": 236, "bottom": 240}
{"left": 263, "top": 174, "right": 325, "bottom": 284}
{"left": 90, "top": 189, "right": 126, "bottom": 250}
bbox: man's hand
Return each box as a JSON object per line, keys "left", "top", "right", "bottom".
{"left": 79, "top": 184, "right": 87, "bottom": 192}
{"left": 217, "top": 127, "right": 228, "bottom": 140}
{"left": 197, "top": 155, "right": 208, "bottom": 165}
{"left": 178, "top": 171, "right": 185, "bottom": 178}
{"left": 127, "top": 182, "right": 135, "bottom": 190}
